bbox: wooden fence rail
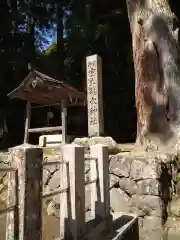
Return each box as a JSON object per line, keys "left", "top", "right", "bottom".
{"left": 3, "top": 143, "right": 110, "bottom": 240}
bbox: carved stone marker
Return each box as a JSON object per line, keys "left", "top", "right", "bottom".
{"left": 86, "top": 54, "right": 104, "bottom": 136}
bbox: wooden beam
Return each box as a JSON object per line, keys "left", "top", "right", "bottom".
{"left": 61, "top": 100, "right": 67, "bottom": 143}
{"left": 24, "top": 102, "right": 31, "bottom": 143}
{"left": 30, "top": 101, "right": 86, "bottom": 109}
{"left": 28, "top": 126, "right": 62, "bottom": 133}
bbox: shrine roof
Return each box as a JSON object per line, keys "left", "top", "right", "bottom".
{"left": 8, "top": 70, "right": 86, "bottom": 105}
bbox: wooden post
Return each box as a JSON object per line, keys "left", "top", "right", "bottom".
{"left": 61, "top": 100, "right": 67, "bottom": 143}
{"left": 24, "top": 102, "right": 31, "bottom": 143}
{"left": 60, "top": 144, "right": 85, "bottom": 239}
{"left": 7, "top": 145, "right": 43, "bottom": 240}
{"left": 90, "top": 144, "right": 110, "bottom": 219}
{"left": 86, "top": 54, "right": 104, "bottom": 137}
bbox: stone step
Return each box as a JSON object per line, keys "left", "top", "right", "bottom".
{"left": 104, "top": 212, "right": 138, "bottom": 240}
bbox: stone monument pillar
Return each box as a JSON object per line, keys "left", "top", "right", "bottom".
{"left": 86, "top": 54, "right": 104, "bottom": 136}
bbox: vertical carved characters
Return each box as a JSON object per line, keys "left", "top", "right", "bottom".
{"left": 86, "top": 55, "right": 104, "bottom": 136}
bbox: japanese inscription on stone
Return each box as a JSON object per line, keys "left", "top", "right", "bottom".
{"left": 86, "top": 54, "right": 104, "bottom": 136}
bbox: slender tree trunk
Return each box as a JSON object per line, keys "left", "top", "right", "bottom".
{"left": 26, "top": 0, "right": 35, "bottom": 70}
{"left": 10, "top": 0, "right": 17, "bottom": 33}
{"left": 56, "top": 0, "right": 64, "bottom": 80}
{"left": 126, "top": 0, "right": 180, "bottom": 151}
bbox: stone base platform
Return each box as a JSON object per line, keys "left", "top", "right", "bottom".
{"left": 1, "top": 145, "right": 180, "bottom": 239}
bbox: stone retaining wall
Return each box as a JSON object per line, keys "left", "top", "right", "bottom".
{"left": 42, "top": 150, "right": 180, "bottom": 239}
{"left": 0, "top": 149, "right": 180, "bottom": 239}
{"left": 109, "top": 151, "right": 179, "bottom": 239}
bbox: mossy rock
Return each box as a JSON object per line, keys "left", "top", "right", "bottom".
{"left": 177, "top": 173, "right": 180, "bottom": 182}
{"left": 73, "top": 136, "right": 119, "bottom": 154}
{"left": 43, "top": 148, "right": 61, "bottom": 159}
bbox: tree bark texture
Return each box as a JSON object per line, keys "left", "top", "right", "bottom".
{"left": 126, "top": 0, "right": 180, "bottom": 151}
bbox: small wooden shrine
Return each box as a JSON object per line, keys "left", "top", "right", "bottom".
{"left": 8, "top": 70, "right": 86, "bottom": 144}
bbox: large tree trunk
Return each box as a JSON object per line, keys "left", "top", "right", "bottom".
{"left": 126, "top": 0, "right": 180, "bottom": 151}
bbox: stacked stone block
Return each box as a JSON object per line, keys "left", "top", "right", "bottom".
{"left": 109, "top": 152, "right": 178, "bottom": 239}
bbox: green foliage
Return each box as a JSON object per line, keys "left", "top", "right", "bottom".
{"left": 95, "top": 24, "right": 109, "bottom": 40}
{"left": 44, "top": 42, "right": 57, "bottom": 56}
